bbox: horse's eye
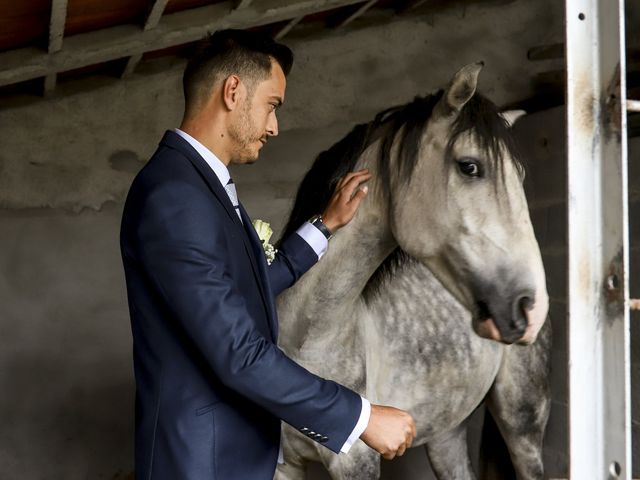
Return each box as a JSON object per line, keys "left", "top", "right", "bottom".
{"left": 457, "top": 160, "right": 482, "bottom": 178}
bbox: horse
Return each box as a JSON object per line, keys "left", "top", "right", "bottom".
{"left": 273, "top": 63, "right": 551, "bottom": 480}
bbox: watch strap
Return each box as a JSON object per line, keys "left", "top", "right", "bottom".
{"left": 309, "top": 215, "right": 333, "bottom": 240}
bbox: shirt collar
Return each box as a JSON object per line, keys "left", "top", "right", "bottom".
{"left": 174, "top": 128, "right": 230, "bottom": 186}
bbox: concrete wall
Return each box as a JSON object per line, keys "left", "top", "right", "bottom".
{"left": 5, "top": 0, "right": 638, "bottom": 478}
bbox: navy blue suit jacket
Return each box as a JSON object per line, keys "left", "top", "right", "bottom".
{"left": 120, "top": 131, "right": 361, "bottom": 479}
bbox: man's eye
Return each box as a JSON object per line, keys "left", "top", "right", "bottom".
{"left": 456, "top": 159, "right": 483, "bottom": 177}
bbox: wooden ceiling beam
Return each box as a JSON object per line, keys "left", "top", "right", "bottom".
{"left": 234, "top": 0, "right": 254, "bottom": 9}
{"left": 274, "top": 16, "right": 304, "bottom": 40}
{"left": 43, "top": 73, "right": 57, "bottom": 96}
{"left": 123, "top": 0, "right": 170, "bottom": 78}
{"left": 49, "top": 0, "right": 68, "bottom": 53}
{"left": 335, "top": 0, "right": 378, "bottom": 28}
{"left": 45, "top": 0, "right": 69, "bottom": 95}
{"left": 399, "top": 0, "right": 429, "bottom": 11}
{"left": 0, "top": 0, "right": 365, "bottom": 88}
{"left": 144, "top": 0, "right": 170, "bottom": 31}
{"left": 121, "top": 53, "right": 143, "bottom": 79}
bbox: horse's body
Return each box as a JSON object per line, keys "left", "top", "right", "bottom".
{"left": 275, "top": 64, "right": 551, "bottom": 480}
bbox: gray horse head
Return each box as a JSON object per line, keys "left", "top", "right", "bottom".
{"left": 281, "top": 63, "right": 548, "bottom": 345}
{"left": 386, "top": 63, "right": 548, "bottom": 344}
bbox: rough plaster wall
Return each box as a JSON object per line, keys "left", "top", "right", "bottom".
{"left": 0, "top": 1, "right": 593, "bottom": 479}
{"left": 0, "top": 0, "right": 563, "bottom": 212}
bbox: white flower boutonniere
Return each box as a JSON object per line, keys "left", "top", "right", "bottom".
{"left": 252, "top": 219, "right": 277, "bottom": 265}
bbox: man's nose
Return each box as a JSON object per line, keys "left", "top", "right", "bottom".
{"left": 266, "top": 114, "right": 278, "bottom": 137}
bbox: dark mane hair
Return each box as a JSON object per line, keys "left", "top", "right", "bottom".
{"left": 280, "top": 90, "right": 523, "bottom": 244}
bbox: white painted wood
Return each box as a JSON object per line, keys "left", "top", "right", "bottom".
{"left": 565, "top": 0, "right": 631, "bottom": 478}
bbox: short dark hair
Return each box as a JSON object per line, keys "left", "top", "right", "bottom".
{"left": 183, "top": 29, "right": 293, "bottom": 111}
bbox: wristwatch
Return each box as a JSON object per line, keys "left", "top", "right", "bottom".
{"left": 309, "top": 214, "right": 333, "bottom": 240}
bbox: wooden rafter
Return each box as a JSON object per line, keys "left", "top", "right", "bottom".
{"left": 0, "top": 0, "right": 365, "bottom": 88}
{"left": 122, "top": 0, "right": 170, "bottom": 78}
{"left": 234, "top": 0, "right": 254, "bottom": 9}
{"left": 44, "top": 73, "right": 57, "bottom": 96}
{"left": 122, "top": 54, "right": 144, "bottom": 79}
{"left": 274, "top": 16, "right": 304, "bottom": 40}
{"left": 45, "top": 0, "right": 69, "bottom": 94}
{"left": 144, "top": 0, "right": 170, "bottom": 31}
{"left": 335, "top": 0, "right": 377, "bottom": 28}
{"left": 399, "top": 0, "right": 428, "bottom": 11}
{"left": 49, "top": 0, "right": 68, "bottom": 53}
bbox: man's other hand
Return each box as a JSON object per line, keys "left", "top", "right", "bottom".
{"left": 360, "top": 404, "right": 417, "bottom": 460}
{"left": 322, "top": 169, "right": 371, "bottom": 233}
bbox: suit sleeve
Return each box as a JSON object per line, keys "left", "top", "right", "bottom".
{"left": 267, "top": 221, "right": 329, "bottom": 296}
{"left": 132, "top": 181, "right": 361, "bottom": 453}
{"left": 267, "top": 233, "right": 318, "bottom": 296}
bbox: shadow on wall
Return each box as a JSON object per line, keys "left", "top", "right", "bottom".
{"left": 0, "top": 351, "right": 134, "bottom": 479}
{"left": 109, "top": 150, "right": 146, "bottom": 175}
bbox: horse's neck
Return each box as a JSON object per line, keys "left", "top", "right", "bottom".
{"left": 277, "top": 184, "right": 395, "bottom": 353}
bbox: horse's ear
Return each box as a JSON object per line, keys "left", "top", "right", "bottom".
{"left": 500, "top": 109, "right": 527, "bottom": 127}
{"left": 444, "top": 62, "right": 484, "bottom": 112}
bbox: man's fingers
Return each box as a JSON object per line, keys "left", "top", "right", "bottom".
{"left": 337, "top": 169, "right": 370, "bottom": 190}
{"left": 406, "top": 431, "right": 414, "bottom": 449}
{"left": 348, "top": 185, "right": 368, "bottom": 208}
{"left": 342, "top": 174, "right": 372, "bottom": 200}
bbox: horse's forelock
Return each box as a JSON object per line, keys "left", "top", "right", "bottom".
{"left": 445, "top": 94, "right": 525, "bottom": 186}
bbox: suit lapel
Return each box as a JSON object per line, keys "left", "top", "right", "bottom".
{"left": 239, "top": 205, "right": 279, "bottom": 340}
{"left": 160, "top": 131, "right": 277, "bottom": 341}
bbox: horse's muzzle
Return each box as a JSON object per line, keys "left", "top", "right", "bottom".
{"left": 473, "top": 289, "right": 535, "bottom": 344}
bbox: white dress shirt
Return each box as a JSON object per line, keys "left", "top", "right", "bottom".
{"left": 173, "top": 129, "right": 370, "bottom": 455}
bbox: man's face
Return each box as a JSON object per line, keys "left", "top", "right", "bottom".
{"left": 228, "top": 60, "right": 286, "bottom": 164}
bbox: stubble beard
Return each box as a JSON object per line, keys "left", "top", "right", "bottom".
{"left": 229, "top": 100, "right": 261, "bottom": 164}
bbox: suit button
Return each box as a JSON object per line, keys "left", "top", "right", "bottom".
{"left": 308, "top": 431, "right": 316, "bottom": 437}
{"left": 300, "top": 427, "right": 309, "bottom": 433}
{"left": 320, "top": 436, "right": 329, "bottom": 443}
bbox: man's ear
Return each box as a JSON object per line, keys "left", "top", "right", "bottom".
{"left": 222, "top": 75, "right": 242, "bottom": 111}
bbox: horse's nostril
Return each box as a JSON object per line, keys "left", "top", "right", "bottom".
{"left": 510, "top": 293, "right": 532, "bottom": 334}
{"left": 519, "top": 295, "right": 533, "bottom": 313}
{"left": 476, "top": 300, "right": 491, "bottom": 321}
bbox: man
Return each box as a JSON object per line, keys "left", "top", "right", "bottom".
{"left": 120, "top": 29, "right": 416, "bottom": 479}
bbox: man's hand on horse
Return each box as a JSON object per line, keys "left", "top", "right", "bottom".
{"left": 322, "top": 169, "right": 371, "bottom": 232}
{"left": 360, "top": 404, "right": 417, "bottom": 460}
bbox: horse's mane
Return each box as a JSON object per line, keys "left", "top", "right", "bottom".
{"left": 279, "top": 90, "right": 524, "bottom": 300}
